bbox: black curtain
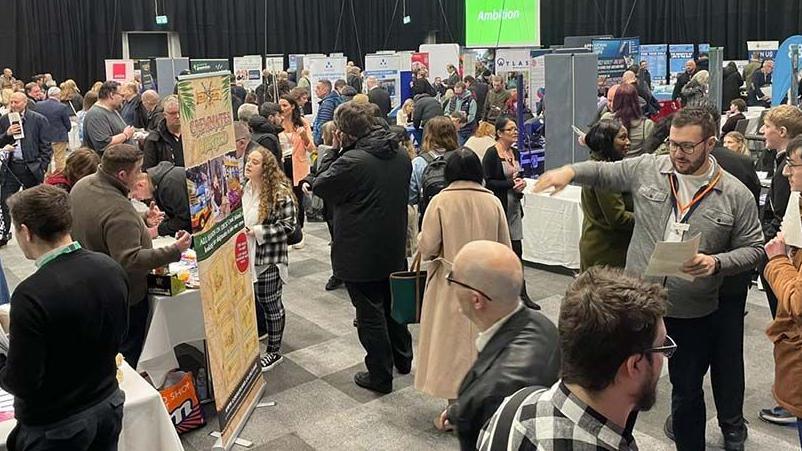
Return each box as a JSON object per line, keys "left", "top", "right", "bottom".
{"left": 1, "top": 0, "right": 801, "bottom": 92}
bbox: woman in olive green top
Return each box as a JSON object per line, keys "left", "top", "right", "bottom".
{"left": 579, "top": 118, "right": 635, "bottom": 271}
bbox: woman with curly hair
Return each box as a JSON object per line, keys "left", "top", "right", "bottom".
{"left": 278, "top": 94, "right": 314, "bottom": 248}
{"left": 243, "top": 146, "right": 298, "bottom": 371}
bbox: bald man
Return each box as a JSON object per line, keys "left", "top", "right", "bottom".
{"left": 436, "top": 241, "right": 560, "bottom": 450}
{"left": 366, "top": 76, "right": 391, "bottom": 120}
{"left": 0, "top": 92, "right": 53, "bottom": 245}
{"left": 141, "top": 90, "right": 163, "bottom": 131}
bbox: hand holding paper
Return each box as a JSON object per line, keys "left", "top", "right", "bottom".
{"left": 781, "top": 191, "right": 802, "bottom": 248}
{"left": 644, "top": 234, "right": 702, "bottom": 282}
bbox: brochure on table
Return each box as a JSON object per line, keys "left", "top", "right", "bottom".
{"left": 592, "top": 38, "right": 640, "bottom": 87}
{"left": 105, "top": 59, "right": 135, "bottom": 82}
{"left": 176, "top": 71, "right": 264, "bottom": 450}
{"left": 364, "top": 53, "right": 402, "bottom": 108}
{"left": 233, "top": 55, "right": 263, "bottom": 91}
{"left": 307, "top": 56, "right": 347, "bottom": 119}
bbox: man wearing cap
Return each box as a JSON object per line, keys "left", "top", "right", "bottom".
{"left": 35, "top": 87, "right": 72, "bottom": 173}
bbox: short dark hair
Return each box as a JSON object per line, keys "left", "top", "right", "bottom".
{"left": 463, "top": 75, "right": 475, "bottom": 85}
{"left": 730, "top": 99, "right": 747, "bottom": 112}
{"left": 259, "top": 102, "right": 281, "bottom": 118}
{"left": 8, "top": 184, "right": 72, "bottom": 242}
{"left": 98, "top": 81, "right": 120, "bottom": 100}
{"left": 24, "top": 82, "right": 38, "bottom": 94}
{"left": 787, "top": 135, "right": 802, "bottom": 159}
{"left": 494, "top": 115, "right": 515, "bottom": 139}
{"left": 101, "top": 144, "right": 142, "bottom": 174}
{"left": 334, "top": 101, "right": 374, "bottom": 139}
{"left": 454, "top": 81, "right": 466, "bottom": 90}
{"left": 671, "top": 106, "right": 717, "bottom": 140}
{"left": 333, "top": 79, "right": 346, "bottom": 90}
{"left": 317, "top": 79, "right": 332, "bottom": 92}
{"left": 445, "top": 147, "right": 484, "bottom": 185}
{"left": 585, "top": 118, "right": 625, "bottom": 162}
{"left": 559, "top": 266, "right": 667, "bottom": 391}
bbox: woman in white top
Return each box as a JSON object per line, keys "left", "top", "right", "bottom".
{"left": 243, "top": 147, "right": 297, "bottom": 371}
{"left": 463, "top": 121, "right": 497, "bottom": 161}
{"left": 397, "top": 98, "right": 415, "bottom": 126}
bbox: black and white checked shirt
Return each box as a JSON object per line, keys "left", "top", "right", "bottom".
{"left": 477, "top": 381, "right": 638, "bottom": 451}
{"left": 250, "top": 195, "right": 297, "bottom": 267}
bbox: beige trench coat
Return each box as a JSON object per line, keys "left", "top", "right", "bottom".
{"left": 414, "top": 181, "right": 512, "bottom": 399}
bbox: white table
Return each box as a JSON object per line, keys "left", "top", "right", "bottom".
{"left": 138, "top": 289, "right": 205, "bottom": 388}
{"left": 521, "top": 183, "right": 584, "bottom": 270}
{"left": 0, "top": 362, "right": 183, "bottom": 451}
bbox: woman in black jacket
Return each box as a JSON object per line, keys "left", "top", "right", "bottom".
{"left": 482, "top": 115, "right": 538, "bottom": 309}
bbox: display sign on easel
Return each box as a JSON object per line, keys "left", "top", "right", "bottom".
{"left": 364, "top": 53, "right": 402, "bottom": 108}
{"left": 306, "top": 56, "right": 347, "bottom": 118}
{"left": 105, "top": 60, "right": 135, "bottom": 82}
{"left": 176, "top": 71, "right": 265, "bottom": 451}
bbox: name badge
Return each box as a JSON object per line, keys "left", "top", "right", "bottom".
{"left": 666, "top": 222, "right": 691, "bottom": 243}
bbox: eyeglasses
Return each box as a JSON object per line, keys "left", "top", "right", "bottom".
{"left": 664, "top": 137, "right": 708, "bottom": 154}
{"left": 645, "top": 335, "right": 677, "bottom": 359}
{"left": 445, "top": 271, "right": 494, "bottom": 302}
{"left": 785, "top": 155, "right": 802, "bottom": 168}
{"left": 502, "top": 127, "right": 518, "bottom": 133}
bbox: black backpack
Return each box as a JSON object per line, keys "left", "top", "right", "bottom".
{"left": 418, "top": 151, "right": 449, "bottom": 217}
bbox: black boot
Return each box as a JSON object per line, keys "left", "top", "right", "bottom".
{"left": 521, "top": 280, "right": 540, "bottom": 310}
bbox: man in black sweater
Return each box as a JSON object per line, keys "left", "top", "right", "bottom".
{"left": 131, "top": 161, "right": 191, "bottom": 237}
{"left": 0, "top": 185, "right": 128, "bottom": 449}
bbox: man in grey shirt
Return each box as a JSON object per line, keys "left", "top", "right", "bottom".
{"left": 534, "top": 107, "right": 764, "bottom": 451}
{"left": 82, "top": 81, "right": 135, "bottom": 154}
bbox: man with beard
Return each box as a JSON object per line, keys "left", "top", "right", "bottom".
{"left": 143, "top": 95, "right": 183, "bottom": 169}
{"left": 533, "top": 106, "right": 764, "bottom": 451}
{"left": 478, "top": 266, "right": 668, "bottom": 450}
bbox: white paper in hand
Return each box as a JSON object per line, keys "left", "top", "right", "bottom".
{"left": 644, "top": 234, "right": 702, "bottom": 282}
{"left": 782, "top": 191, "right": 802, "bottom": 247}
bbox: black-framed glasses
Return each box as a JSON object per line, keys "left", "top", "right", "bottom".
{"left": 785, "top": 154, "right": 802, "bottom": 168}
{"left": 445, "top": 270, "right": 494, "bottom": 302}
{"left": 664, "top": 137, "right": 708, "bottom": 154}
{"left": 645, "top": 335, "right": 677, "bottom": 359}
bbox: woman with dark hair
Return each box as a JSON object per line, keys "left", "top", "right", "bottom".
{"left": 44, "top": 148, "right": 100, "bottom": 193}
{"left": 483, "top": 116, "right": 536, "bottom": 308}
{"left": 602, "top": 82, "right": 654, "bottom": 158}
{"left": 579, "top": 118, "right": 634, "bottom": 270}
{"left": 415, "top": 147, "right": 511, "bottom": 419}
{"left": 278, "top": 94, "right": 314, "bottom": 249}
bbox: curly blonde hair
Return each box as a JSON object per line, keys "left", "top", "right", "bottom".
{"left": 250, "top": 147, "right": 296, "bottom": 222}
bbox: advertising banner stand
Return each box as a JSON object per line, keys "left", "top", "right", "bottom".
{"left": 104, "top": 59, "right": 135, "bottom": 82}
{"left": 364, "top": 53, "right": 402, "bottom": 108}
{"left": 496, "top": 48, "right": 533, "bottom": 111}
{"left": 233, "top": 55, "right": 263, "bottom": 91}
{"left": 591, "top": 38, "right": 640, "bottom": 87}
{"left": 176, "top": 71, "right": 266, "bottom": 450}
{"left": 669, "top": 44, "right": 695, "bottom": 85}
{"left": 306, "top": 56, "right": 347, "bottom": 119}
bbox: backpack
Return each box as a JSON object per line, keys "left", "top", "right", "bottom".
{"left": 418, "top": 151, "right": 449, "bottom": 217}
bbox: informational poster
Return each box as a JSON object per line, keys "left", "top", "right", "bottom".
{"left": 640, "top": 44, "right": 668, "bottom": 86}
{"left": 364, "top": 53, "right": 402, "bottom": 108}
{"left": 747, "top": 41, "right": 779, "bottom": 61}
{"left": 176, "top": 71, "right": 264, "bottom": 450}
{"left": 105, "top": 59, "right": 135, "bottom": 82}
{"left": 265, "top": 55, "right": 285, "bottom": 74}
{"left": 411, "top": 52, "right": 430, "bottom": 75}
{"left": 306, "top": 56, "right": 347, "bottom": 119}
{"left": 669, "top": 44, "right": 695, "bottom": 84}
{"left": 496, "top": 48, "right": 532, "bottom": 108}
{"left": 139, "top": 59, "right": 155, "bottom": 90}
{"left": 191, "top": 59, "right": 230, "bottom": 74}
{"left": 592, "top": 38, "right": 640, "bottom": 87}
{"left": 419, "top": 43, "right": 460, "bottom": 83}
{"left": 530, "top": 50, "right": 549, "bottom": 112}
{"left": 233, "top": 55, "right": 263, "bottom": 91}
{"left": 288, "top": 54, "right": 304, "bottom": 73}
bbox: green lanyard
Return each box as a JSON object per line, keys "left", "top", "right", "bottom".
{"left": 35, "top": 242, "right": 82, "bottom": 269}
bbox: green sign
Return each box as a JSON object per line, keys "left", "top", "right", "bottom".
{"left": 465, "top": 0, "right": 540, "bottom": 48}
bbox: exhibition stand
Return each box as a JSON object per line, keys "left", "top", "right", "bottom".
{"left": 521, "top": 183, "right": 583, "bottom": 270}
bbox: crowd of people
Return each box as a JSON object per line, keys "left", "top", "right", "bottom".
{"left": 0, "top": 50, "right": 798, "bottom": 451}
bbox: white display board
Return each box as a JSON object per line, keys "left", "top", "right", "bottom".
{"left": 418, "top": 43, "right": 461, "bottom": 82}
{"left": 105, "top": 59, "right": 135, "bottom": 83}
{"left": 364, "top": 53, "right": 402, "bottom": 108}
{"left": 233, "top": 55, "right": 263, "bottom": 91}
{"left": 307, "top": 56, "right": 347, "bottom": 118}
{"left": 265, "top": 55, "right": 285, "bottom": 74}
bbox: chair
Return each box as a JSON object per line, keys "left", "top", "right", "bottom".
{"left": 734, "top": 119, "right": 749, "bottom": 134}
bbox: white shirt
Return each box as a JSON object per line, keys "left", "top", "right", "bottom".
{"left": 663, "top": 157, "right": 717, "bottom": 242}
{"left": 475, "top": 303, "right": 523, "bottom": 352}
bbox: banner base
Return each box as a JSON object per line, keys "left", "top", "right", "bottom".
{"left": 210, "top": 382, "right": 267, "bottom": 450}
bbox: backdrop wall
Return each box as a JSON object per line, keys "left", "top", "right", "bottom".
{"left": 1, "top": 0, "right": 802, "bottom": 92}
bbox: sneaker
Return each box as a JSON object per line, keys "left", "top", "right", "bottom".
{"left": 260, "top": 353, "right": 284, "bottom": 372}
{"left": 759, "top": 406, "right": 797, "bottom": 425}
{"left": 292, "top": 239, "right": 305, "bottom": 250}
{"left": 325, "top": 276, "right": 343, "bottom": 291}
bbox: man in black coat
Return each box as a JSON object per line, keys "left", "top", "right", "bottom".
{"left": 464, "top": 76, "right": 489, "bottom": 119}
{"left": 310, "top": 102, "right": 413, "bottom": 394}
{"left": 143, "top": 95, "right": 183, "bottom": 170}
{"left": 436, "top": 241, "right": 560, "bottom": 450}
{"left": 0, "top": 92, "right": 53, "bottom": 244}
{"left": 366, "top": 76, "right": 391, "bottom": 121}
{"left": 672, "top": 59, "right": 697, "bottom": 101}
{"left": 249, "top": 103, "right": 283, "bottom": 164}
{"left": 131, "top": 161, "right": 190, "bottom": 237}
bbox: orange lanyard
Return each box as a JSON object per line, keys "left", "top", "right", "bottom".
{"left": 668, "top": 170, "right": 721, "bottom": 222}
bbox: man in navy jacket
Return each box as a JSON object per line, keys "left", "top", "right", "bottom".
{"left": 313, "top": 80, "right": 343, "bottom": 145}
{"left": 35, "top": 87, "right": 71, "bottom": 173}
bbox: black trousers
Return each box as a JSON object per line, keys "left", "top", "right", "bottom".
{"left": 282, "top": 158, "right": 305, "bottom": 230}
{"left": 9, "top": 389, "right": 124, "bottom": 451}
{"left": 345, "top": 280, "right": 413, "bottom": 384}
{"left": 120, "top": 298, "right": 150, "bottom": 368}
{"left": 511, "top": 240, "right": 530, "bottom": 299}
{"left": 760, "top": 271, "right": 778, "bottom": 318}
{"left": 1, "top": 161, "right": 40, "bottom": 237}
{"left": 666, "top": 286, "right": 747, "bottom": 451}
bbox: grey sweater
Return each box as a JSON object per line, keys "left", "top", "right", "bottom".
{"left": 572, "top": 154, "right": 764, "bottom": 318}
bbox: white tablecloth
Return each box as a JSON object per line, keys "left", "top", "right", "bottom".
{"left": 0, "top": 362, "right": 183, "bottom": 451}
{"left": 521, "top": 183, "right": 584, "bottom": 270}
{"left": 138, "top": 289, "right": 205, "bottom": 388}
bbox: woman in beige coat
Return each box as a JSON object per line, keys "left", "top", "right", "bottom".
{"left": 414, "top": 148, "right": 512, "bottom": 412}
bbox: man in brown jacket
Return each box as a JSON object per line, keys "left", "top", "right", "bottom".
{"left": 70, "top": 144, "right": 192, "bottom": 366}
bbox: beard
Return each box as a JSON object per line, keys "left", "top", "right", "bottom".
{"left": 634, "top": 363, "right": 659, "bottom": 411}
{"left": 671, "top": 153, "right": 707, "bottom": 175}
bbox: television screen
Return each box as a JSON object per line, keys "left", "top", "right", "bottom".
{"left": 465, "top": 0, "right": 540, "bottom": 48}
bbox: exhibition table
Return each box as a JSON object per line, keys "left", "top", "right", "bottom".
{"left": 521, "top": 182, "right": 584, "bottom": 270}
{"left": 138, "top": 289, "right": 204, "bottom": 389}
{"left": 0, "top": 362, "right": 183, "bottom": 451}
